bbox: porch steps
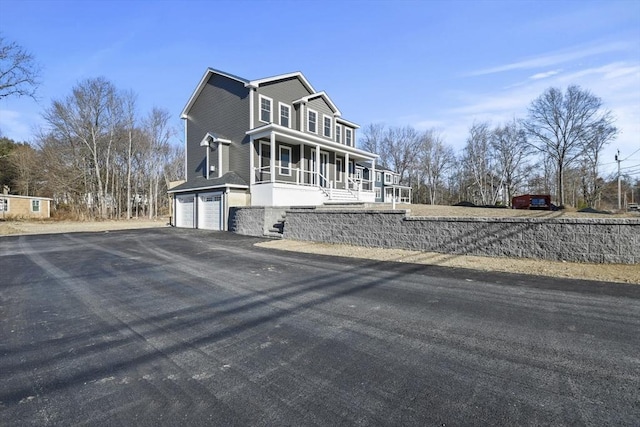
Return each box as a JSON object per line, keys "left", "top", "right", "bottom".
{"left": 321, "top": 188, "right": 359, "bottom": 203}
{"left": 265, "top": 210, "right": 286, "bottom": 239}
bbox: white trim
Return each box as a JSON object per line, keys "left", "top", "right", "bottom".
{"left": 307, "top": 108, "right": 318, "bottom": 134}
{"left": 218, "top": 142, "right": 223, "bottom": 178}
{"left": 259, "top": 94, "right": 273, "bottom": 124}
{"left": 184, "top": 119, "right": 188, "bottom": 180}
{"left": 31, "top": 199, "right": 41, "bottom": 213}
{"left": 249, "top": 87, "right": 255, "bottom": 129}
{"left": 279, "top": 102, "right": 291, "bottom": 128}
{"left": 168, "top": 183, "right": 248, "bottom": 194}
{"left": 384, "top": 173, "right": 392, "bottom": 184}
{"left": 249, "top": 135, "right": 255, "bottom": 185}
{"left": 246, "top": 71, "right": 316, "bottom": 94}
{"left": 323, "top": 114, "right": 332, "bottom": 139}
{"left": 279, "top": 145, "right": 292, "bottom": 176}
{"left": 182, "top": 68, "right": 249, "bottom": 119}
{"left": 336, "top": 117, "right": 360, "bottom": 129}
{"left": 335, "top": 124, "right": 342, "bottom": 144}
{"left": 292, "top": 91, "right": 341, "bottom": 116}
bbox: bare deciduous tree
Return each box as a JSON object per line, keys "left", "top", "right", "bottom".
{"left": 491, "top": 119, "right": 531, "bottom": 205}
{"left": 0, "top": 35, "right": 41, "bottom": 100}
{"left": 416, "top": 129, "right": 454, "bottom": 205}
{"left": 523, "top": 85, "right": 617, "bottom": 206}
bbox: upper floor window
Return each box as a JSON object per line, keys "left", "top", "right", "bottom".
{"left": 345, "top": 128, "right": 353, "bottom": 146}
{"left": 32, "top": 199, "right": 40, "bottom": 212}
{"left": 323, "top": 116, "right": 332, "bottom": 138}
{"left": 259, "top": 95, "right": 273, "bottom": 123}
{"left": 384, "top": 173, "right": 392, "bottom": 184}
{"left": 394, "top": 175, "right": 399, "bottom": 184}
{"left": 307, "top": 109, "right": 317, "bottom": 134}
{"left": 335, "top": 125, "right": 341, "bottom": 143}
{"left": 376, "top": 172, "right": 381, "bottom": 182}
{"left": 279, "top": 103, "right": 290, "bottom": 128}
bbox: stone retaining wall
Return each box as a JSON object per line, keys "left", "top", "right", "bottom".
{"left": 282, "top": 209, "right": 640, "bottom": 264}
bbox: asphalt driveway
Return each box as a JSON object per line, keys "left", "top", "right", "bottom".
{"left": 1, "top": 229, "right": 638, "bottom": 425}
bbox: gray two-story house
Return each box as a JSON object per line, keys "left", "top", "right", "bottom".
{"left": 169, "top": 68, "right": 379, "bottom": 230}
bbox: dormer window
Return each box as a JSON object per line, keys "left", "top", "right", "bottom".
{"left": 259, "top": 95, "right": 272, "bottom": 123}
{"left": 323, "top": 115, "right": 332, "bottom": 138}
{"left": 307, "top": 109, "right": 317, "bottom": 134}
{"left": 345, "top": 128, "right": 352, "bottom": 146}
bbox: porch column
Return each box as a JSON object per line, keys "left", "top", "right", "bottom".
{"left": 249, "top": 135, "right": 255, "bottom": 185}
{"left": 345, "top": 152, "right": 350, "bottom": 187}
{"left": 270, "top": 132, "right": 275, "bottom": 183}
{"left": 300, "top": 143, "right": 305, "bottom": 185}
{"left": 315, "top": 144, "right": 320, "bottom": 187}
{"left": 371, "top": 158, "right": 376, "bottom": 191}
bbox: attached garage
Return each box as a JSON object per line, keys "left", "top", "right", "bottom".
{"left": 175, "top": 195, "right": 195, "bottom": 228}
{"left": 198, "top": 192, "right": 223, "bottom": 230}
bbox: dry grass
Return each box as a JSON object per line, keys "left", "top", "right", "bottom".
{"left": 0, "top": 218, "right": 169, "bottom": 236}
{"left": 367, "top": 203, "right": 638, "bottom": 219}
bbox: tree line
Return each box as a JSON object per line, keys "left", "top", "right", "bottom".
{"left": 360, "top": 85, "right": 635, "bottom": 209}
{"left": 0, "top": 77, "right": 183, "bottom": 219}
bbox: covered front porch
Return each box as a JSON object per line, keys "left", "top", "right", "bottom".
{"left": 247, "top": 124, "right": 377, "bottom": 206}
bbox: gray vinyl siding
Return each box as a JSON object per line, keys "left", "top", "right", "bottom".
{"left": 256, "top": 77, "right": 312, "bottom": 130}
{"left": 186, "top": 73, "right": 250, "bottom": 183}
{"left": 306, "top": 97, "right": 335, "bottom": 142}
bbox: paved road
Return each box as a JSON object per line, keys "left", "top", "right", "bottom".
{"left": 1, "top": 229, "right": 638, "bottom": 426}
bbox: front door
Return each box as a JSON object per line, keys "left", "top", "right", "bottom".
{"left": 319, "top": 152, "right": 329, "bottom": 187}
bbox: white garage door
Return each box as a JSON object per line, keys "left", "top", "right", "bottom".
{"left": 198, "top": 192, "right": 222, "bottom": 230}
{"left": 176, "top": 195, "right": 194, "bottom": 228}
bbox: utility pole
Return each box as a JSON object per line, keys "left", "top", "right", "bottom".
{"left": 616, "top": 150, "right": 621, "bottom": 210}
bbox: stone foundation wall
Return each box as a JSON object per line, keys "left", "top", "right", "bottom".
{"left": 281, "top": 209, "right": 639, "bottom": 264}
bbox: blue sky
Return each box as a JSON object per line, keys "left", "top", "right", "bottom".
{"left": 0, "top": 0, "right": 638, "bottom": 177}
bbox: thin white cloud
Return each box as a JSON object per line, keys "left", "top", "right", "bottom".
{"left": 467, "top": 40, "right": 631, "bottom": 76}
{"left": 530, "top": 70, "right": 561, "bottom": 80}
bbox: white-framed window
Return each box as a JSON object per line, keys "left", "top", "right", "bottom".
{"left": 336, "top": 158, "right": 343, "bottom": 182}
{"left": 323, "top": 115, "right": 332, "bottom": 138}
{"left": 31, "top": 199, "right": 40, "bottom": 212}
{"left": 279, "top": 103, "right": 291, "bottom": 128}
{"left": 375, "top": 188, "right": 381, "bottom": 199}
{"left": 0, "top": 197, "right": 8, "bottom": 212}
{"left": 259, "top": 95, "right": 273, "bottom": 123}
{"left": 335, "top": 124, "right": 341, "bottom": 144}
{"left": 394, "top": 175, "right": 399, "bottom": 184}
{"left": 345, "top": 128, "right": 352, "bottom": 146}
{"left": 384, "top": 173, "right": 392, "bottom": 184}
{"left": 376, "top": 171, "right": 382, "bottom": 182}
{"left": 279, "top": 145, "right": 291, "bottom": 176}
{"left": 307, "top": 109, "right": 317, "bottom": 134}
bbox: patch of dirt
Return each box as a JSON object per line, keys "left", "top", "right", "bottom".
{"left": 0, "top": 218, "right": 168, "bottom": 236}
{"left": 256, "top": 240, "right": 639, "bottom": 285}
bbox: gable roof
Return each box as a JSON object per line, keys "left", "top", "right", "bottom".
{"left": 245, "top": 71, "right": 316, "bottom": 93}
{"left": 181, "top": 68, "right": 249, "bottom": 119}
{"left": 292, "top": 91, "right": 341, "bottom": 116}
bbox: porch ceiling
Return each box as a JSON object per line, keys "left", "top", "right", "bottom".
{"left": 247, "top": 124, "right": 377, "bottom": 161}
